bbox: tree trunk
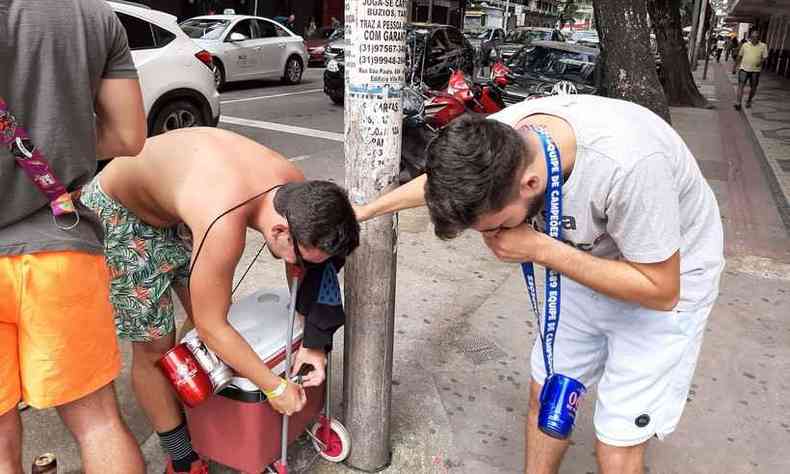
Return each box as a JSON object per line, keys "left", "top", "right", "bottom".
{"left": 648, "top": 0, "right": 709, "bottom": 107}
{"left": 592, "top": 0, "right": 671, "bottom": 123}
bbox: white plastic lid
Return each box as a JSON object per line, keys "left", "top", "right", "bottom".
{"left": 182, "top": 288, "right": 304, "bottom": 392}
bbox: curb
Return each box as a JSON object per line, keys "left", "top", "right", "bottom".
{"left": 710, "top": 66, "right": 790, "bottom": 234}
{"left": 742, "top": 108, "right": 790, "bottom": 233}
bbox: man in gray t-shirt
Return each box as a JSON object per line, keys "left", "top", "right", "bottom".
{"left": 0, "top": 1, "right": 146, "bottom": 472}
{"left": 356, "top": 95, "right": 724, "bottom": 474}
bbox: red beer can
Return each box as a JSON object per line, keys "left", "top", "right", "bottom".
{"left": 158, "top": 343, "right": 213, "bottom": 408}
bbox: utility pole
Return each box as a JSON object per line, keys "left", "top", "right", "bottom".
{"left": 428, "top": 0, "right": 434, "bottom": 23}
{"left": 343, "top": 0, "right": 408, "bottom": 470}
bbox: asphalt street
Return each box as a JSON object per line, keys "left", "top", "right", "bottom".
{"left": 216, "top": 67, "right": 346, "bottom": 184}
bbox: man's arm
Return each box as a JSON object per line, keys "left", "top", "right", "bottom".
{"left": 733, "top": 44, "right": 744, "bottom": 72}
{"left": 94, "top": 78, "right": 146, "bottom": 160}
{"left": 484, "top": 228, "right": 680, "bottom": 311}
{"left": 172, "top": 284, "right": 195, "bottom": 341}
{"left": 95, "top": 5, "right": 146, "bottom": 159}
{"left": 488, "top": 153, "right": 682, "bottom": 311}
{"left": 188, "top": 220, "right": 305, "bottom": 412}
{"left": 356, "top": 174, "right": 427, "bottom": 222}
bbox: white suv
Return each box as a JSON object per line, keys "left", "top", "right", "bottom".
{"left": 109, "top": 1, "right": 220, "bottom": 136}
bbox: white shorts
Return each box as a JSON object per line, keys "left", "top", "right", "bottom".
{"left": 530, "top": 278, "right": 711, "bottom": 447}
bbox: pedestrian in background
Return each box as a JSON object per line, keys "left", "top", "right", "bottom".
{"left": 306, "top": 17, "right": 317, "bottom": 37}
{"left": 274, "top": 13, "right": 296, "bottom": 31}
{"left": 734, "top": 30, "right": 768, "bottom": 110}
{"left": 0, "top": 0, "right": 146, "bottom": 472}
{"left": 715, "top": 36, "right": 725, "bottom": 63}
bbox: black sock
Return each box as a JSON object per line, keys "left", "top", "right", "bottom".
{"left": 158, "top": 421, "right": 199, "bottom": 472}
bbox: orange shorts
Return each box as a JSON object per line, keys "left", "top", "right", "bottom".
{"left": 0, "top": 251, "right": 121, "bottom": 414}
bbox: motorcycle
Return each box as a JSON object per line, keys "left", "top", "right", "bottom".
{"left": 422, "top": 64, "right": 509, "bottom": 128}
{"left": 399, "top": 61, "right": 512, "bottom": 183}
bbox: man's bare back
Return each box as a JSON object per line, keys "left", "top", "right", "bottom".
{"left": 83, "top": 127, "right": 360, "bottom": 421}
{"left": 99, "top": 127, "right": 302, "bottom": 230}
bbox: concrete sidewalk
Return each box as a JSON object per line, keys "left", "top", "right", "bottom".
{"left": 732, "top": 69, "right": 790, "bottom": 232}
{"left": 19, "top": 63, "right": 790, "bottom": 473}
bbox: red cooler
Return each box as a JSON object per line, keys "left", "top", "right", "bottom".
{"left": 183, "top": 288, "right": 325, "bottom": 474}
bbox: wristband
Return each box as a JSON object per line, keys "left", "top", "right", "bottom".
{"left": 263, "top": 378, "right": 288, "bottom": 399}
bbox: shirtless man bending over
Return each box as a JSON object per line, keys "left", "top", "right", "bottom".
{"left": 80, "top": 127, "right": 359, "bottom": 474}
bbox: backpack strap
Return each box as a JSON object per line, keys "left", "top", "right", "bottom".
{"left": 0, "top": 98, "right": 79, "bottom": 230}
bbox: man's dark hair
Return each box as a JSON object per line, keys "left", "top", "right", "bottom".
{"left": 274, "top": 181, "right": 360, "bottom": 258}
{"left": 425, "top": 115, "right": 533, "bottom": 239}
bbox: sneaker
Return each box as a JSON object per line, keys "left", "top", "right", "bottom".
{"left": 165, "top": 458, "right": 209, "bottom": 474}
{"left": 734, "top": 103, "right": 742, "bottom": 111}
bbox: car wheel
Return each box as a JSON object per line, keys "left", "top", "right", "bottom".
{"left": 151, "top": 100, "right": 204, "bottom": 136}
{"left": 283, "top": 56, "right": 303, "bottom": 85}
{"left": 329, "top": 93, "right": 343, "bottom": 105}
{"left": 213, "top": 60, "right": 226, "bottom": 89}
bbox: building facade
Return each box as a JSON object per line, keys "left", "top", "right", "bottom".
{"left": 133, "top": 1, "right": 472, "bottom": 32}
{"left": 410, "top": 0, "right": 465, "bottom": 28}
{"left": 466, "top": 0, "right": 561, "bottom": 29}
{"left": 570, "top": 0, "right": 594, "bottom": 30}
{"left": 727, "top": 0, "right": 790, "bottom": 78}
{"left": 138, "top": 0, "right": 344, "bottom": 35}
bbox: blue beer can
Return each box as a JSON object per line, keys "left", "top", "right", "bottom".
{"left": 538, "top": 373, "right": 586, "bottom": 439}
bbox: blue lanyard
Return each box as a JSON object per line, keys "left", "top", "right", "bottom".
{"left": 520, "top": 126, "right": 563, "bottom": 377}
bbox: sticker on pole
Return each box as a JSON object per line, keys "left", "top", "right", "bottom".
{"left": 346, "top": 0, "right": 409, "bottom": 88}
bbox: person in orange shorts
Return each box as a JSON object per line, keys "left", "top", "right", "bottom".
{"left": 0, "top": 1, "right": 147, "bottom": 472}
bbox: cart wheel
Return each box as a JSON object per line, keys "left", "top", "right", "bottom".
{"left": 310, "top": 419, "right": 351, "bottom": 463}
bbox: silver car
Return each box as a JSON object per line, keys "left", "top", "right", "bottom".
{"left": 181, "top": 15, "right": 308, "bottom": 88}
{"left": 323, "top": 31, "right": 346, "bottom": 63}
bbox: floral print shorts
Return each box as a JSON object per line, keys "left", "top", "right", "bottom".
{"left": 81, "top": 176, "right": 191, "bottom": 342}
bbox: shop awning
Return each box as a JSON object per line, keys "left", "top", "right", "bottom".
{"left": 728, "top": 0, "right": 790, "bottom": 22}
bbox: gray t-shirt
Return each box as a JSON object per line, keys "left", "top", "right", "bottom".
{"left": 490, "top": 95, "right": 725, "bottom": 311}
{"left": 0, "top": 0, "right": 138, "bottom": 255}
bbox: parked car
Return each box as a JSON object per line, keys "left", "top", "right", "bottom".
{"left": 323, "top": 23, "right": 475, "bottom": 104}
{"left": 568, "top": 30, "right": 600, "bottom": 48}
{"left": 323, "top": 51, "right": 345, "bottom": 104}
{"left": 408, "top": 22, "right": 476, "bottom": 89}
{"left": 323, "top": 28, "right": 346, "bottom": 63}
{"left": 466, "top": 28, "right": 506, "bottom": 66}
{"left": 109, "top": 1, "right": 220, "bottom": 136}
{"left": 499, "top": 40, "right": 600, "bottom": 105}
{"left": 180, "top": 15, "right": 308, "bottom": 88}
{"left": 305, "top": 26, "right": 342, "bottom": 66}
{"left": 498, "top": 27, "right": 566, "bottom": 61}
